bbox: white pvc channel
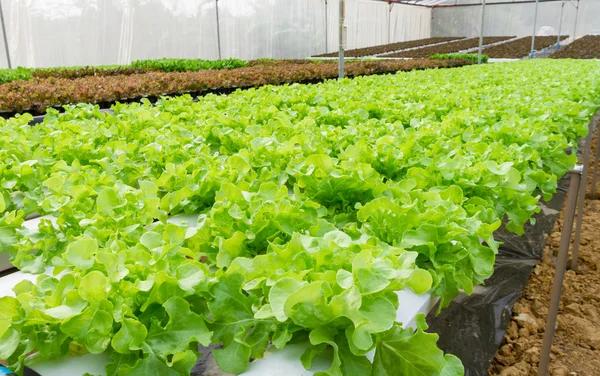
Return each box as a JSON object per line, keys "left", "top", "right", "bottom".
{"left": 0, "top": 213, "right": 437, "bottom": 376}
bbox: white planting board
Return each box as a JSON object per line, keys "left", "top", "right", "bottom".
{"left": 0, "top": 252, "right": 11, "bottom": 273}
{"left": 0, "top": 214, "right": 438, "bottom": 376}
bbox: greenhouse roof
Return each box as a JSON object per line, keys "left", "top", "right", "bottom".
{"left": 392, "top": 0, "right": 566, "bottom": 7}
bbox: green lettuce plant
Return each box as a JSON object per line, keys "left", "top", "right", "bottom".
{"left": 0, "top": 59, "right": 599, "bottom": 376}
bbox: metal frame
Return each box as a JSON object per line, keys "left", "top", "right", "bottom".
{"left": 325, "top": 0, "right": 329, "bottom": 54}
{"left": 215, "top": 0, "right": 222, "bottom": 60}
{"left": 530, "top": 0, "right": 540, "bottom": 58}
{"left": 338, "top": 0, "right": 345, "bottom": 78}
{"left": 0, "top": 0, "right": 11, "bottom": 69}
{"left": 393, "top": 0, "right": 567, "bottom": 7}
{"left": 572, "top": 0, "right": 580, "bottom": 39}
{"left": 556, "top": 0, "right": 565, "bottom": 49}
{"left": 477, "top": 0, "right": 486, "bottom": 64}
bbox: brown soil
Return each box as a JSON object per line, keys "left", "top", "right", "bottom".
{"left": 0, "top": 59, "right": 471, "bottom": 114}
{"left": 551, "top": 36, "right": 600, "bottom": 59}
{"left": 313, "top": 37, "right": 464, "bottom": 58}
{"left": 489, "top": 122, "right": 600, "bottom": 376}
{"left": 381, "top": 36, "right": 515, "bottom": 58}
{"left": 482, "top": 36, "right": 569, "bottom": 59}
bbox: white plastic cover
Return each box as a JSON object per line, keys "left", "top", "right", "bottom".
{"left": 219, "top": 0, "right": 326, "bottom": 59}
{"left": 389, "top": 3, "right": 432, "bottom": 43}
{"left": 432, "top": 0, "right": 600, "bottom": 39}
{"left": 325, "top": 0, "right": 432, "bottom": 53}
{"left": 0, "top": 0, "right": 432, "bottom": 68}
{"left": 1, "top": 0, "right": 220, "bottom": 68}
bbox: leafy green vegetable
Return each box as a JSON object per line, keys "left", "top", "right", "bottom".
{"left": 430, "top": 53, "right": 488, "bottom": 63}
{"left": 0, "top": 67, "right": 33, "bottom": 84}
{"left": 130, "top": 58, "right": 248, "bottom": 72}
{"left": 1, "top": 59, "right": 600, "bottom": 376}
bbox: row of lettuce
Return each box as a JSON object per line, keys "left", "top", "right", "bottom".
{"left": 0, "top": 59, "right": 471, "bottom": 114}
{"left": 0, "top": 60, "right": 599, "bottom": 376}
{"left": 0, "top": 58, "right": 249, "bottom": 84}
{"left": 0, "top": 51, "right": 483, "bottom": 91}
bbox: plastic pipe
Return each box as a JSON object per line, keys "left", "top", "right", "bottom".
{"left": 530, "top": 0, "right": 540, "bottom": 59}
{"left": 537, "top": 166, "right": 582, "bottom": 376}
{"left": 571, "top": 123, "right": 594, "bottom": 271}
{"left": 556, "top": 0, "right": 565, "bottom": 49}
{"left": 592, "top": 131, "right": 600, "bottom": 199}
{"left": 339, "top": 0, "right": 345, "bottom": 79}
{"left": 477, "top": 0, "right": 486, "bottom": 64}
{"left": 0, "top": 0, "right": 11, "bottom": 69}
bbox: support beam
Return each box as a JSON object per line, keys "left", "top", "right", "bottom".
{"left": 338, "top": 0, "right": 345, "bottom": 79}
{"left": 325, "top": 0, "right": 328, "bottom": 54}
{"left": 477, "top": 0, "right": 486, "bottom": 64}
{"left": 0, "top": 0, "right": 11, "bottom": 69}
{"left": 556, "top": 0, "right": 565, "bottom": 49}
{"left": 530, "top": 0, "right": 540, "bottom": 58}
{"left": 572, "top": 0, "right": 580, "bottom": 40}
{"left": 215, "top": 0, "right": 222, "bottom": 59}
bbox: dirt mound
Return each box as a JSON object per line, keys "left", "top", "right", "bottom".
{"left": 489, "top": 199, "right": 600, "bottom": 376}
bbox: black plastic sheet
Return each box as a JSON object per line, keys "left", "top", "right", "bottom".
{"left": 426, "top": 176, "right": 568, "bottom": 375}
{"left": 425, "top": 114, "right": 597, "bottom": 376}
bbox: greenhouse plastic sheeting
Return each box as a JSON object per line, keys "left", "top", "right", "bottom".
{"left": 0, "top": 0, "right": 432, "bottom": 68}
{"left": 389, "top": 3, "right": 432, "bottom": 45}
{"left": 1, "top": 0, "right": 220, "bottom": 67}
{"left": 432, "top": 0, "right": 600, "bottom": 39}
{"left": 218, "top": 0, "right": 326, "bottom": 60}
{"left": 325, "top": 0, "right": 432, "bottom": 53}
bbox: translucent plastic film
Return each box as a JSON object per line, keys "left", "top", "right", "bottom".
{"left": 389, "top": 3, "right": 432, "bottom": 44}
{"left": 432, "top": 0, "right": 600, "bottom": 39}
{"left": 325, "top": 0, "right": 432, "bottom": 53}
{"left": 2, "top": 0, "right": 220, "bottom": 68}
{"left": 218, "top": 0, "right": 326, "bottom": 60}
{"left": 0, "top": 0, "right": 433, "bottom": 68}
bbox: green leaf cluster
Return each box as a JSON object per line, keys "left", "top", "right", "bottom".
{"left": 1, "top": 59, "right": 600, "bottom": 375}
{"left": 130, "top": 58, "right": 249, "bottom": 72}
{"left": 0, "top": 59, "right": 249, "bottom": 85}
{"left": 0, "top": 67, "right": 33, "bottom": 84}
{"left": 429, "top": 53, "right": 489, "bottom": 63}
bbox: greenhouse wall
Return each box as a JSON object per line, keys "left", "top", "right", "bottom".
{"left": 0, "top": 0, "right": 431, "bottom": 69}
{"left": 432, "top": 0, "right": 600, "bottom": 39}
{"left": 325, "top": 0, "right": 432, "bottom": 53}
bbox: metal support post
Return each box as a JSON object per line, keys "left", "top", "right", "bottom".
{"left": 477, "top": 0, "right": 486, "bottom": 64}
{"left": 572, "top": 0, "right": 580, "bottom": 40}
{"left": 215, "top": 0, "right": 222, "bottom": 59}
{"left": 570, "top": 125, "right": 594, "bottom": 271}
{"left": 338, "top": 0, "right": 345, "bottom": 79}
{"left": 0, "top": 0, "right": 11, "bottom": 69}
{"left": 537, "top": 165, "right": 582, "bottom": 376}
{"left": 592, "top": 132, "right": 600, "bottom": 199}
{"left": 388, "top": 3, "right": 392, "bottom": 44}
{"left": 325, "top": 0, "right": 328, "bottom": 54}
{"left": 557, "top": 0, "right": 565, "bottom": 49}
{"left": 530, "top": 0, "right": 540, "bottom": 59}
